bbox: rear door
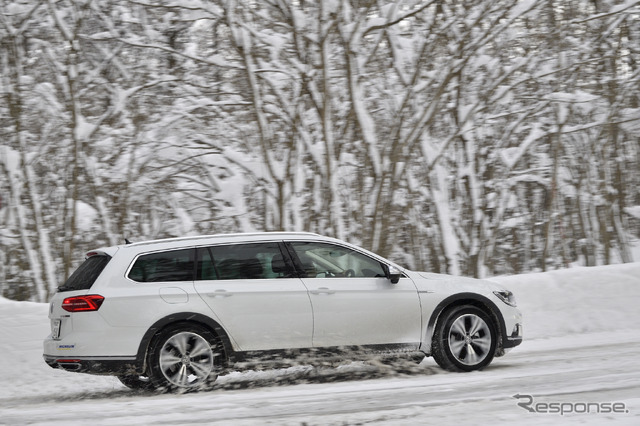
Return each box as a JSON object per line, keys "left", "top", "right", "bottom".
{"left": 193, "top": 242, "right": 313, "bottom": 351}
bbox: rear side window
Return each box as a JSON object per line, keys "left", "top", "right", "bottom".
{"left": 59, "top": 255, "right": 111, "bottom": 292}
{"left": 197, "top": 243, "right": 292, "bottom": 280}
{"left": 128, "top": 249, "right": 194, "bottom": 282}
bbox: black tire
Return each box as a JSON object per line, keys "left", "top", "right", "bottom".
{"left": 147, "top": 323, "right": 222, "bottom": 391}
{"left": 431, "top": 305, "right": 497, "bottom": 372}
{"left": 117, "top": 374, "right": 153, "bottom": 391}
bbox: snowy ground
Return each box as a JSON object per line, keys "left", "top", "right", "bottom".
{"left": 1, "top": 262, "right": 640, "bottom": 425}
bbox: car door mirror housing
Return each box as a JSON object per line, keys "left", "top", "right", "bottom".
{"left": 387, "top": 265, "right": 402, "bottom": 284}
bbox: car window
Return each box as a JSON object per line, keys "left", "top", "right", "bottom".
{"left": 288, "top": 242, "right": 386, "bottom": 278}
{"left": 59, "top": 254, "right": 111, "bottom": 291}
{"left": 196, "top": 243, "right": 292, "bottom": 280}
{"left": 128, "top": 249, "right": 194, "bottom": 282}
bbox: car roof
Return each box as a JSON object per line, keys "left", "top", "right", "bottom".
{"left": 88, "top": 232, "right": 329, "bottom": 256}
{"left": 125, "top": 232, "right": 324, "bottom": 247}
{"left": 84, "top": 232, "right": 406, "bottom": 271}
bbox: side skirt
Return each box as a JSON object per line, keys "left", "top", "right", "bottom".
{"left": 229, "top": 343, "right": 425, "bottom": 370}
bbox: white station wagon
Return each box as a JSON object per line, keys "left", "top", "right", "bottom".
{"left": 44, "top": 232, "right": 523, "bottom": 390}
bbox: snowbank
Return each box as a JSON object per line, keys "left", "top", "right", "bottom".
{"left": 492, "top": 262, "right": 640, "bottom": 339}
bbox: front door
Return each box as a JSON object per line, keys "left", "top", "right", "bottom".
{"left": 286, "top": 241, "right": 422, "bottom": 348}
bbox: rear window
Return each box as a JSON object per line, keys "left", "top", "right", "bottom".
{"left": 59, "top": 255, "right": 111, "bottom": 292}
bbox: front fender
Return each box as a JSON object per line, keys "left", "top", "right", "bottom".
{"left": 420, "top": 293, "right": 507, "bottom": 355}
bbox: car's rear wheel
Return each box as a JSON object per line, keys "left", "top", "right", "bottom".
{"left": 432, "top": 305, "right": 497, "bottom": 372}
{"left": 117, "top": 374, "right": 153, "bottom": 391}
{"left": 147, "top": 323, "right": 222, "bottom": 391}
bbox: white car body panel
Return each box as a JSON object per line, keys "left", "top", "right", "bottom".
{"left": 301, "top": 276, "right": 422, "bottom": 347}
{"left": 194, "top": 277, "right": 313, "bottom": 351}
{"left": 404, "top": 270, "right": 523, "bottom": 353}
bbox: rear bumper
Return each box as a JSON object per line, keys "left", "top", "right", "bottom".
{"left": 43, "top": 354, "right": 142, "bottom": 375}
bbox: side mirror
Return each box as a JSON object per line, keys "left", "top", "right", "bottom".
{"left": 387, "top": 265, "right": 402, "bottom": 284}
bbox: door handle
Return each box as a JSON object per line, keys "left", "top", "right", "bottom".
{"left": 310, "top": 287, "right": 335, "bottom": 295}
{"left": 207, "top": 289, "right": 232, "bottom": 298}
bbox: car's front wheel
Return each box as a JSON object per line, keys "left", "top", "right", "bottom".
{"left": 431, "top": 305, "right": 497, "bottom": 372}
{"left": 147, "top": 323, "right": 222, "bottom": 391}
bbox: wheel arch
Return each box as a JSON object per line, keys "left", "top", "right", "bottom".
{"left": 135, "top": 312, "right": 235, "bottom": 373}
{"left": 422, "top": 293, "right": 506, "bottom": 355}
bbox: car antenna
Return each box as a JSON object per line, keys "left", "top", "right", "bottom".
{"left": 125, "top": 238, "right": 132, "bottom": 245}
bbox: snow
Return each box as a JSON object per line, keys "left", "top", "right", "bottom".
{"left": 500, "top": 122, "right": 545, "bottom": 169}
{"left": 74, "top": 114, "right": 97, "bottom": 142}
{"left": 1, "top": 263, "right": 640, "bottom": 424}
{"left": 75, "top": 201, "right": 99, "bottom": 233}
{"left": 625, "top": 206, "right": 640, "bottom": 219}
{"left": 0, "top": 145, "right": 20, "bottom": 174}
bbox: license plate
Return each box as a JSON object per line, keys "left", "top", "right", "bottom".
{"left": 52, "top": 319, "right": 61, "bottom": 340}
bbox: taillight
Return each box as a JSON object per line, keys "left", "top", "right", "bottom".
{"left": 61, "top": 295, "right": 105, "bottom": 312}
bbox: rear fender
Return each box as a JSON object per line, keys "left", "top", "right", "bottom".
{"left": 136, "top": 312, "right": 234, "bottom": 372}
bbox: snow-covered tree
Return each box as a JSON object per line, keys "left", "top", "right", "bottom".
{"left": 1, "top": 0, "right": 639, "bottom": 301}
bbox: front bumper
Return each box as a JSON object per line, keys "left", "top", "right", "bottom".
{"left": 502, "top": 322, "right": 523, "bottom": 349}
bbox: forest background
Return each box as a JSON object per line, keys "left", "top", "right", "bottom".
{"left": 1, "top": 0, "right": 639, "bottom": 302}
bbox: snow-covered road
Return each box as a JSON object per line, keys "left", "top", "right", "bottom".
{"left": 2, "top": 262, "right": 640, "bottom": 425}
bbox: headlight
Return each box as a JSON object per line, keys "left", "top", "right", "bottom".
{"left": 493, "top": 290, "right": 517, "bottom": 307}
